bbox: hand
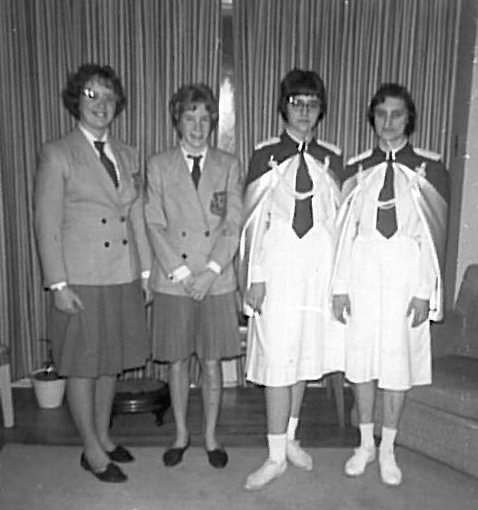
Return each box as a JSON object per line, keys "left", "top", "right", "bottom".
{"left": 53, "top": 287, "right": 84, "bottom": 314}
{"left": 180, "top": 274, "right": 195, "bottom": 295}
{"left": 189, "top": 270, "right": 217, "bottom": 301}
{"left": 245, "top": 282, "right": 266, "bottom": 314}
{"left": 406, "top": 296, "right": 430, "bottom": 327}
{"left": 332, "top": 294, "right": 351, "bottom": 324}
{"left": 142, "top": 277, "right": 153, "bottom": 306}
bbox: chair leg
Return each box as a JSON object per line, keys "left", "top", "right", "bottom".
{"left": 329, "top": 371, "right": 345, "bottom": 428}
{"left": 0, "top": 363, "right": 14, "bottom": 428}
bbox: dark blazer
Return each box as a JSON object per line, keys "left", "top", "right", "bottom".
{"left": 34, "top": 128, "right": 151, "bottom": 287}
{"left": 145, "top": 145, "right": 243, "bottom": 296}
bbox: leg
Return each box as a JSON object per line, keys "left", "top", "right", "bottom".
{"left": 344, "top": 381, "right": 377, "bottom": 477}
{"left": 244, "top": 386, "right": 290, "bottom": 490}
{"left": 168, "top": 357, "right": 191, "bottom": 447}
{"left": 200, "top": 358, "right": 223, "bottom": 451}
{"left": 95, "top": 375, "right": 118, "bottom": 452}
{"left": 67, "top": 376, "right": 110, "bottom": 472}
{"left": 0, "top": 362, "right": 14, "bottom": 428}
{"left": 286, "top": 380, "right": 313, "bottom": 471}
{"left": 379, "top": 389, "right": 406, "bottom": 486}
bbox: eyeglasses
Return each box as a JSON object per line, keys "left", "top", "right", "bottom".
{"left": 288, "top": 97, "right": 321, "bottom": 113}
{"left": 81, "top": 87, "right": 117, "bottom": 105}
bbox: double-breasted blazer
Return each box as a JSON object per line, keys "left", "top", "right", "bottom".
{"left": 145, "top": 145, "right": 243, "bottom": 296}
{"left": 34, "top": 128, "right": 151, "bottom": 287}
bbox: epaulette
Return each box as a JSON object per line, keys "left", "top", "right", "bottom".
{"left": 347, "top": 149, "right": 373, "bottom": 166}
{"left": 254, "top": 137, "right": 281, "bottom": 151}
{"left": 316, "top": 138, "right": 342, "bottom": 156}
{"left": 414, "top": 147, "right": 442, "bottom": 161}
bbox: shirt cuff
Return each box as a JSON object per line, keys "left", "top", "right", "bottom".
{"left": 169, "top": 265, "right": 191, "bottom": 283}
{"left": 141, "top": 270, "right": 151, "bottom": 279}
{"left": 207, "top": 260, "right": 222, "bottom": 275}
{"left": 50, "top": 281, "right": 68, "bottom": 291}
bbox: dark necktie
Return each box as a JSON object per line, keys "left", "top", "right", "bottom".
{"left": 94, "top": 141, "right": 119, "bottom": 188}
{"left": 292, "top": 143, "right": 313, "bottom": 238}
{"left": 376, "top": 156, "right": 398, "bottom": 238}
{"left": 187, "top": 155, "right": 202, "bottom": 189}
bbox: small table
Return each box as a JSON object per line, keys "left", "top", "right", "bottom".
{"left": 111, "top": 378, "right": 171, "bottom": 426}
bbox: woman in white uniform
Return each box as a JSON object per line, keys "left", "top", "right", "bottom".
{"left": 332, "top": 83, "right": 449, "bottom": 486}
{"left": 241, "top": 69, "right": 343, "bottom": 490}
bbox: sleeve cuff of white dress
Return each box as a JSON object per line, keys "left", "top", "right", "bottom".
{"left": 207, "top": 260, "right": 222, "bottom": 275}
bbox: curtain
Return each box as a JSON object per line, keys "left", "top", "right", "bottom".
{"left": 0, "top": 0, "right": 222, "bottom": 380}
{"left": 233, "top": 0, "right": 461, "bottom": 170}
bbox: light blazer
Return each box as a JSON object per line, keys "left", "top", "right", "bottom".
{"left": 145, "top": 145, "right": 243, "bottom": 296}
{"left": 34, "top": 128, "right": 151, "bottom": 287}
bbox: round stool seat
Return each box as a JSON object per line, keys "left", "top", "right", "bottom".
{"left": 112, "top": 378, "right": 171, "bottom": 427}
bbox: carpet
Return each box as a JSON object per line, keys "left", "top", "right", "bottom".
{"left": 1, "top": 445, "right": 477, "bottom": 510}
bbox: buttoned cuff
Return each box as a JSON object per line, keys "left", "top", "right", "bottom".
{"left": 169, "top": 265, "right": 191, "bottom": 283}
{"left": 207, "top": 260, "right": 222, "bottom": 275}
{"left": 141, "top": 270, "right": 151, "bottom": 279}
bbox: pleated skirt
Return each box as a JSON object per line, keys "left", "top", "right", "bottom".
{"left": 50, "top": 281, "right": 150, "bottom": 377}
{"left": 151, "top": 291, "right": 241, "bottom": 362}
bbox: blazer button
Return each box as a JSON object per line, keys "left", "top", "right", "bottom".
{"left": 204, "top": 230, "right": 210, "bottom": 237}
{"left": 181, "top": 253, "right": 188, "bottom": 260}
{"left": 122, "top": 239, "right": 128, "bottom": 245}
{"left": 104, "top": 242, "right": 110, "bottom": 248}
{"left": 101, "top": 218, "right": 107, "bottom": 224}
{"left": 181, "top": 231, "right": 187, "bottom": 237}
{"left": 120, "top": 216, "right": 126, "bottom": 223}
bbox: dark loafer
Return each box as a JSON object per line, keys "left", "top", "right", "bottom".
{"left": 80, "top": 453, "right": 128, "bottom": 483}
{"left": 163, "top": 439, "right": 191, "bottom": 467}
{"left": 106, "top": 445, "right": 134, "bottom": 463}
{"left": 206, "top": 448, "right": 228, "bottom": 469}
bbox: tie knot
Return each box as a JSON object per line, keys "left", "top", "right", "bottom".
{"left": 94, "top": 141, "right": 106, "bottom": 153}
{"left": 386, "top": 152, "right": 394, "bottom": 163}
{"left": 297, "top": 142, "right": 307, "bottom": 154}
{"left": 187, "top": 154, "right": 202, "bottom": 164}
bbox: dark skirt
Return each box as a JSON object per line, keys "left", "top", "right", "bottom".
{"left": 151, "top": 291, "right": 241, "bottom": 362}
{"left": 50, "top": 281, "right": 150, "bottom": 377}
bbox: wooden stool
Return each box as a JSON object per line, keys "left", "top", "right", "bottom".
{"left": 0, "top": 343, "right": 14, "bottom": 428}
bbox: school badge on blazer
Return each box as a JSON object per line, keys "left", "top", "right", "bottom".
{"left": 210, "top": 191, "right": 227, "bottom": 217}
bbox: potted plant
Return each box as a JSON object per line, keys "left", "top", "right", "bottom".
{"left": 31, "top": 339, "right": 66, "bottom": 409}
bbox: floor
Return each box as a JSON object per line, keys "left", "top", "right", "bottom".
{"left": 0, "top": 383, "right": 358, "bottom": 450}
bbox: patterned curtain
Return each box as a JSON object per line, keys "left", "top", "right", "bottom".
{"left": 233, "top": 0, "right": 461, "bottom": 170}
{"left": 0, "top": 0, "right": 222, "bottom": 380}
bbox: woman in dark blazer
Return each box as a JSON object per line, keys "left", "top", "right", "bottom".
{"left": 34, "top": 64, "right": 151, "bottom": 483}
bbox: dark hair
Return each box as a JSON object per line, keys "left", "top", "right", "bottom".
{"left": 368, "top": 83, "right": 416, "bottom": 136}
{"left": 169, "top": 83, "right": 219, "bottom": 136}
{"left": 277, "top": 69, "right": 327, "bottom": 125}
{"left": 61, "top": 63, "right": 127, "bottom": 120}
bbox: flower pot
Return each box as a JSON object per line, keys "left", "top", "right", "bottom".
{"left": 32, "top": 370, "right": 66, "bottom": 409}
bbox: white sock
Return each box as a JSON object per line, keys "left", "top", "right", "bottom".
{"left": 267, "top": 433, "right": 287, "bottom": 463}
{"left": 287, "top": 417, "right": 299, "bottom": 440}
{"left": 380, "top": 427, "right": 397, "bottom": 453}
{"left": 359, "top": 423, "right": 375, "bottom": 450}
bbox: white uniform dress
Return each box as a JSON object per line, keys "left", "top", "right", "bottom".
{"left": 333, "top": 146, "right": 442, "bottom": 391}
{"left": 244, "top": 133, "right": 344, "bottom": 387}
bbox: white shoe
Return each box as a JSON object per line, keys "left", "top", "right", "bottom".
{"left": 379, "top": 450, "right": 402, "bottom": 486}
{"left": 244, "top": 459, "right": 287, "bottom": 491}
{"left": 286, "top": 440, "right": 313, "bottom": 471}
{"left": 344, "top": 447, "right": 376, "bottom": 477}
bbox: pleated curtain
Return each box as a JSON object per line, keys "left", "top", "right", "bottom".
{"left": 233, "top": 0, "right": 461, "bottom": 170}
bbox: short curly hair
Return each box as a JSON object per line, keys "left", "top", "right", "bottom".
{"left": 169, "top": 83, "right": 219, "bottom": 136}
{"left": 368, "top": 83, "right": 416, "bottom": 136}
{"left": 62, "top": 63, "right": 127, "bottom": 120}
{"left": 277, "top": 69, "right": 327, "bottom": 126}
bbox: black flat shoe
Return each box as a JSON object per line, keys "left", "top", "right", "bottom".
{"left": 206, "top": 448, "right": 228, "bottom": 469}
{"left": 163, "top": 439, "right": 191, "bottom": 467}
{"left": 106, "top": 445, "right": 134, "bottom": 463}
{"left": 80, "top": 453, "right": 128, "bottom": 483}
